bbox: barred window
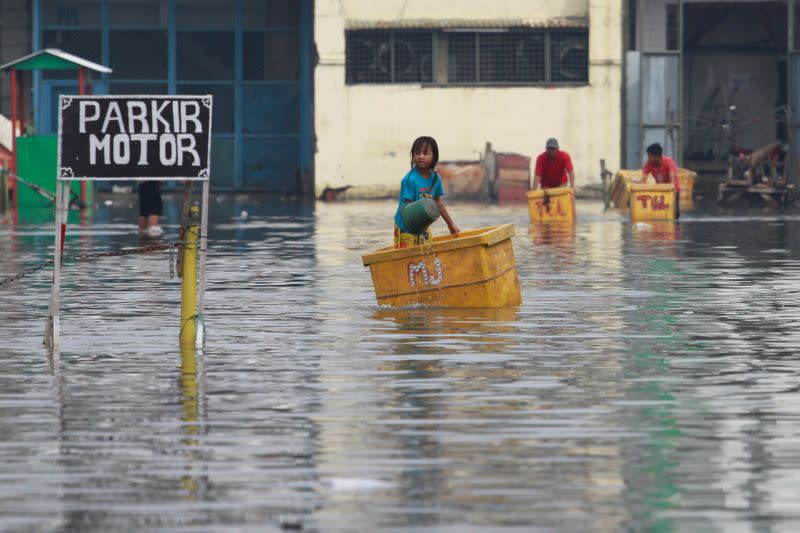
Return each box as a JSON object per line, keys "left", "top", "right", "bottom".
{"left": 346, "top": 29, "right": 588, "bottom": 85}
{"left": 550, "top": 31, "right": 589, "bottom": 82}
{"left": 478, "top": 32, "right": 545, "bottom": 83}
{"left": 345, "top": 30, "right": 432, "bottom": 84}
{"left": 447, "top": 33, "right": 476, "bottom": 83}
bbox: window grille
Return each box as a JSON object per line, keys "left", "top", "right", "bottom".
{"left": 393, "top": 31, "right": 433, "bottom": 83}
{"left": 42, "top": 29, "right": 102, "bottom": 79}
{"left": 345, "top": 30, "right": 432, "bottom": 84}
{"left": 550, "top": 31, "right": 589, "bottom": 83}
{"left": 42, "top": 29, "right": 102, "bottom": 62}
{"left": 110, "top": 30, "right": 168, "bottom": 79}
{"left": 242, "top": 0, "right": 299, "bottom": 29}
{"left": 346, "top": 28, "right": 587, "bottom": 85}
{"left": 447, "top": 33, "right": 476, "bottom": 83}
{"left": 109, "top": 82, "right": 168, "bottom": 94}
{"left": 176, "top": 31, "right": 235, "bottom": 80}
{"left": 36, "top": 0, "right": 306, "bottom": 192}
{"left": 41, "top": 0, "right": 102, "bottom": 26}
{"left": 243, "top": 31, "right": 298, "bottom": 81}
{"left": 176, "top": 0, "right": 234, "bottom": 29}
{"left": 109, "top": 0, "right": 167, "bottom": 28}
{"left": 479, "top": 32, "right": 545, "bottom": 83}
{"left": 176, "top": 84, "right": 235, "bottom": 133}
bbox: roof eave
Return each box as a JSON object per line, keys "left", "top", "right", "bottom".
{"left": 345, "top": 17, "right": 589, "bottom": 31}
{"left": 0, "top": 48, "right": 113, "bottom": 73}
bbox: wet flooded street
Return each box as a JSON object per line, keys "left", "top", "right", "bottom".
{"left": 3, "top": 198, "right": 800, "bottom": 531}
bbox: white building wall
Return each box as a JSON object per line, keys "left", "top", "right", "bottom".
{"left": 315, "top": 0, "right": 623, "bottom": 198}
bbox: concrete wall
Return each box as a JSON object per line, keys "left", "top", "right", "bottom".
{"left": 314, "top": 0, "right": 624, "bottom": 198}
{"left": 0, "top": 0, "right": 32, "bottom": 119}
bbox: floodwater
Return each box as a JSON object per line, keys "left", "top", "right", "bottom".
{"left": 2, "top": 197, "right": 800, "bottom": 532}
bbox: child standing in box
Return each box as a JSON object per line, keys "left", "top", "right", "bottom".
{"left": 394, "top": 136, "right": 460, "bottom": 248}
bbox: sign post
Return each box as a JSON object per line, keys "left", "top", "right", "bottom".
{"left": 44, "top": 95, "right": 213, "bottom": 349}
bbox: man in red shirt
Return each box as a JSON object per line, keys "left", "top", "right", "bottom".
{"left": 533, "top": 138, "right": 575, "bottom": 190}
{"left": 641, "top": 143, "right": 680, "bottom": 218}
{"left": 641, "top": 143, "right": 680, "bottom": 191}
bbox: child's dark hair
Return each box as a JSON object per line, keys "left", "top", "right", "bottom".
{"left": 410, "top": 136, "right": 439, "bottom": 168}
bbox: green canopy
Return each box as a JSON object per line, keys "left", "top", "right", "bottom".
{"left": 0, "top": 48, "right": 112, "bottom": 73}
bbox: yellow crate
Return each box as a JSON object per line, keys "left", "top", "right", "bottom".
{"left": 615, "top": 168, "right": 695, "bottom": 209}
{"left": 677, "top": 168, "right": 696, "bottom": 208}
{"left": 526, "top": 187, "right": 575, "bottom": 223}
{"left": 629, "top": 183, "right": 677, "bottom": 221}
{"left": 362, "top": 224, "right": 522, "bottom": 308}
{"left": 611, "top": 170, "right": 641, "bottom": 209}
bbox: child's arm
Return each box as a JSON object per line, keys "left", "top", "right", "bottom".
{"left": 400, "top": 175, "right": 415, "bottom": 204}
{"left": 435, "top": 197, "right": 460, "bottom": 234}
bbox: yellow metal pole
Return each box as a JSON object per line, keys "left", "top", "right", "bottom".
{"left": 180, "top": 346, "right": 199, "bottom": 439}
{"left": 180, "top": 205, "right": 199, "bottom": 347}
{"left": 179, "top": 344, "right": 202, "bottom": 498}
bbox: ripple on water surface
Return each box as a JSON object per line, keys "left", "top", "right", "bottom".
{"left": 2, "top": 199, "right": 800, "bottom": 531}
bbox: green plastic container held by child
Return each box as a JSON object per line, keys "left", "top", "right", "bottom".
{"left": 400, "top": 197, "right": 441, "bottom": 235}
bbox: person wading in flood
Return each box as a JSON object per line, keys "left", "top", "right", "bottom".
{"left": 393, "top": 136, "right": 460, "bottom": 249}
{"left": 641, "top": 142, "right": 681, "bottom": 219}
{"left": 138, "top": 180, "right": 164, "bottom": 238}
{"left": 533, "top": 138, "right": 575, "bottom": 190}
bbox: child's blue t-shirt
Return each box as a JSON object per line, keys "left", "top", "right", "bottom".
{"left": 394, "top": 167, "right": 445, "bottom": 233}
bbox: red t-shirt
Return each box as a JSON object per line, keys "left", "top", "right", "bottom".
{"left": 642, "top": 155, "right": 680, "bottom": 193}
{"left": 535, "top": 150, "right": 573, "bottom": 188}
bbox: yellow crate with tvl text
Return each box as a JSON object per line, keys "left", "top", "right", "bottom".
{"left": 526, "top": 187, "right": 575, "bottom": 223}
{"left": 361, "top": 224, "right": 522, "bottom": 308}
{"left": 629, "top": 183, "right": 676, "bottom": 221}
{"left": 612, "top": 169, "right": 695, "bottom": 210}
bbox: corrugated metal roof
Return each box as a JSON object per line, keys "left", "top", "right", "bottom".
{"left": 345, "top": 18, "right": 588, "bottom": 31}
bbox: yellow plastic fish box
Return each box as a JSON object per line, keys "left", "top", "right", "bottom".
{"left": 678, "top": 168, "right": 696, "bottom": 208}
{"left": 610, "top": 170, "right": 640, "bottom": 209}
{"left": 615, "top": 169, "right": 695, "bottom": 210}
{"left": 526, "top": 187, "right": 575, "bottom": 223}
{"left": 629, "top": 183, "right": 676, "bottom": 221}
{"left": 362, "top": 224, "right": 522, "bottom": 308}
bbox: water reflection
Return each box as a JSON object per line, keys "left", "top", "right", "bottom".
{"left": 631, "top": 220, "right": 680, "bottom": 242}
{"left": 620, "top": 254, "right": 688, "bottom": 532}
{"left": 179, "top": 346, "right": 207, "bottom": 501}
{"left": 3, "top": 200, "right": 800, "bottom": 530}
{"left": 529, "top": 222, "right": 576, "bottom": 260}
